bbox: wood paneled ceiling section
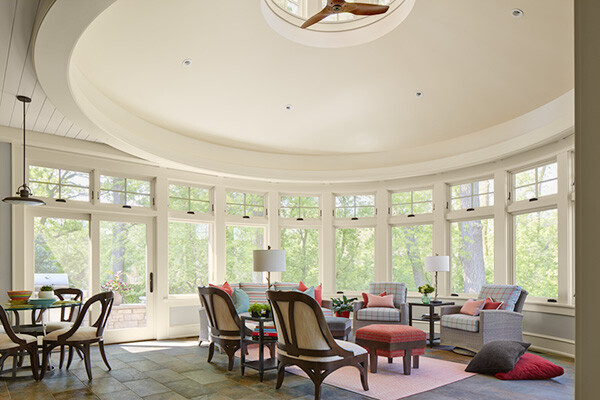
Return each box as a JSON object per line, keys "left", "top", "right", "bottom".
{"left": 0, "top": 0, "right": 97, "bottom": 142}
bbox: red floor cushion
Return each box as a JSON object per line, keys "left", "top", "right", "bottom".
{"left": 495, "top": 353, "right": 564, "bottom": 380}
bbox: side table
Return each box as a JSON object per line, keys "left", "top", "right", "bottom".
{"left": 240, "top": 315, "right": 277, "bottom": 381}
{"left": 408, "top": 302, "right": 455, "bottom": 347}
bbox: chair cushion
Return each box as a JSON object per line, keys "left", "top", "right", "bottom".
{"left": 0, "top": 333, "right": 37, "bottom": 350}
{"left": 466, "top": 340, "right": 531, "bottom": 374}
{"left": 369, "top": 282, "right": 406, "bottom": 307}
{"left": 44, "top": 326, "right": 99, "bottom": 342}
{"left": 355, "top": 324, "right": 426, "bottom": 343}
{"left": 477, "top": 285, "right": 522, "bottom": 311}
{"left": 238, "top": 283, "right": 269, "bottom": 304}
{"left": 45, "top": 321, "right": 74, "bottom": 333}
{"left": 356, "top": 307, "right": 401, "bottom": 322}
{"left": 278, "top": 339, "right": 367, "bottom": 363}
{"left": 441, "top": 314, "right": 480, "bottom": 332}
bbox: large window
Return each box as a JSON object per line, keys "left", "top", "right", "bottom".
{"left": 450, "top": 219, "right": 494, "bottom": 294}
{"left": 280, "top": 228, "right": 319, "bottom": 286}
{"left": 169, "top": 184, "right": 211, "bottom": 214}
{"left": 336, "top": 228, "right": 375, "bottom": 291}
{"left": 100, "top": 175, "right": 151, "bottom": 207}
{"left": 513, "top": 162, "right": 558, "bottom": 201}
{"left": 29, "top": 166, "right": 89, "bottom": 202}
{"left": 226, "top": 226, "right": 265, "bottom": 282}
{"left": 391, "top": 189, "right": 433, "bottom": 216}
{"left": 335, "top": 194, "right": 375, "bottom": 218}
{"left": 392, "top": 225, "right": 432, "bottom": 291}
{"left": 226, "top": 191, "right": 265, "bottom": 217}
{"left": 515, "top": 209, "right": 558, "bottom": 298}
{"left": 34, "top": 217, "right": 90, "bottom": 296}
{"left": 450, "top": 179, "right": 494, "bottom": 210}
{"left": 169, "top": 222, "right": 210, "bottom": 294}
{"left": 280, "top": 195, "right": 320, "bottom": 220}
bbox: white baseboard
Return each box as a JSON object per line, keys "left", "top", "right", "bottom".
{"left": 523, "top": 331, "right": 575, "bottom": 358}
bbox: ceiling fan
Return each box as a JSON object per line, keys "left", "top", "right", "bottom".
{"left": 301, "top": 0, "right": 390, "bottom": 29}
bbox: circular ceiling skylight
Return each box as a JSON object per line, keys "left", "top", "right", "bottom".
{"left": 262, "top": 0, "right": 416, "bottom": 47}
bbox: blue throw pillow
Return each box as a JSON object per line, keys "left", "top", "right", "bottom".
{"left": 295, "top": 286, "right": 315, "bottom": 299}
{"left": 232, "top": 288, "right": 250, "bottom": 314}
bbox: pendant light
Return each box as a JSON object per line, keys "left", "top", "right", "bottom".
{"left": 2, "top": 95, "right": 45, "bottom": 206}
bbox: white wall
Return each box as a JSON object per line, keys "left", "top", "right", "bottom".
{"left": 0, "top": 143, "right": 11, "bottom": 302}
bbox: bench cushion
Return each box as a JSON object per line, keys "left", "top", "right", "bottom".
{"left": 441, "top": 314, "right": 480, "bottom": 332}
{"left": 355, "top": 324, "right": 426, "bottom": 343}
{"left": 325, "top": 316, "right": 352, "bottom": 331}
{"left": 356, "top": 307, "right": 400, "bottom": 322}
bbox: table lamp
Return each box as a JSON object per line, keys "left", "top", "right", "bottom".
{"left": 253, "top": 246, "right": 286, "bottom": 288}
{"left": 424, "top": 255, "right": 450, "bottom": 303}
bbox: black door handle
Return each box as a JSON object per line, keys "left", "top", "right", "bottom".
{"left": 150, "top": 272, "right": 154, "bottom": 293}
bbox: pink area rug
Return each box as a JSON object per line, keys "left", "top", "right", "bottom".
{"left": 239, "top": 347, "right": 475, "bottom": 400}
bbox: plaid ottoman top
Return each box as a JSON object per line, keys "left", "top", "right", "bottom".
{"left": 355, "top": 324, "right": 426, "bottom": 343}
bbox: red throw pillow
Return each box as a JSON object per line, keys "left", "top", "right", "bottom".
{"left": 299, "top": 282, "right": 322, "bottom": 306}
{"left": 495, "top": 353, "right": 564, "bottom": 380}
{"left": 483, "top": 297, "right": 504, "bottom": 310}
{"left": 209, "top": 281, "right": 233, "bottom": 296}
{"left": 362, "top": 291, "right": 387, "bottom": 307}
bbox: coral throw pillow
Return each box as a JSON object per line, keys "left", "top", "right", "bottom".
{"left": 460, "top": 299, "right": 486, "bottom": 316}
{"left": 362, "top": 291, "right": 387, "bottom": 307}
{"left": 483, "top": 297, "right": 504, "bottom": 310}
{"left": 366, "top": 293, "right": 395, "bottom": 308}
{"left": 299, "top": 281, "right": 322, "bottom": 306}
{"left": 209, "top": 281, "right": 233, "bottom": 296}
{"left": 495, "top": 353, "right": 564, "bottom": 380}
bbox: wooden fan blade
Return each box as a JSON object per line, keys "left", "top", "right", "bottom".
{"left": 301, "top": 6, "right": 334, "bottom": 29}
{"left": 345, "top": 3, "right": 390, "bottom": 16}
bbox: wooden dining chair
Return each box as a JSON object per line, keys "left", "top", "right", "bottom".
{"left": 44, "top": 288, "right": 84, "bottom": 368}
{"left": 267, "top": 290, "right": 369, "bottom": 400}
{"left": 198, "top": 286, "right": 252, "bottom": 371}
{"left": 0, "top": 305, "right": 40, "bottom": 380}
{"left": 40, "top": 291, "right": 114, "bottom": 380}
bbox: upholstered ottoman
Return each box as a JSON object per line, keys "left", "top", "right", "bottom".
{"left": 325, "top": 316, "right": 352, "bottom": 340}
{"left": 355, "top": 324, "right": 426, "bottom": 375}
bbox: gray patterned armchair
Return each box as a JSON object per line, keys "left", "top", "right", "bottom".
{"left": 353, "top": 282, "right": 408, "bottom": 334}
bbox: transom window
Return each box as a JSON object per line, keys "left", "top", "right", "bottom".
{"left": 391, "top": 189, "right": 433, "bottom": 216}
{"left": 28, "top": 166, "right": 89, "bottom": 202}
{"left": 226, "top": 191, "right": 265, "bottom": 217}
{"left": 513, "top": 162, "right": 558, "bottom": 202}
{"left": 169, "top": 184, "right": 211, "bottom": 214}
{"left": 100, "top": 175, "right": 151, "bottom": 207}
{"left": 280, "top": 195, "right": 320, "bottom": 220}
{"left": 450, "top": 179, "right": 494, "bottom": 210}
{"left": 335, "top": 194, "right": 375, "bottom": 218}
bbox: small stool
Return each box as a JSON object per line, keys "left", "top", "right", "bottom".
{"left": 325, "top": 316, "right": 352, "bottom": 340}
{"left": 355, "top": 324, "right": 426, "bottom": 375}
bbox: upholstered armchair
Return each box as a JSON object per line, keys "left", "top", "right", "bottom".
{"left": 440, "top": 284, "right": 528, "bottom": 353}
{"left": 353, "top": 282, "right": 408, "bottom": 333}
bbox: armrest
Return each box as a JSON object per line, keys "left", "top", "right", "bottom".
{"left": 397, "top": 303, "right": 409, "bottom": 325}
{"left": 440, "top": 305, "right": 462, "bottom": 316}
{"left": 479, "top": 310, "right": 524, "bottom": 325}
{"left": 321, "top": 299, "right": 333, "bottom": 310}
{"left": 353, "top": 300, "right": 365, "bottom": 313}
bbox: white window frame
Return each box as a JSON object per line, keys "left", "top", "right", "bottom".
{"left": 279, "top": 193, "right": 321, "bottom": 221}
{"left": 98, "top": 171, "right": 155, "bottom": 210}
{"left": 510, "top": 159, "right": 558, "bottom": 204}
{"left": 449, "top": 177, "right": 494, "bottom": 211}
{"left": 225, "top": 189, "right": 267, "bottom": 220}
{"left": 27, "top": 163, "right": 92, "bottom": 203}
{"left": 333, "top": 192, "right": 377, "bottom": 221}
{"left": 168, "top": 181, "right": 213, "bottom": 217}
{"left": 389, "top": 187, "right": 434, "bottom": 218}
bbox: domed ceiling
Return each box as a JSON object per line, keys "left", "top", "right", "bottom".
{"left": 33, "top": 0, "right": 573, "bottom": 182}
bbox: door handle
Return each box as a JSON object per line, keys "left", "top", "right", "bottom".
{"left": 150, "top": 272, "right": 154, "bottom": 293}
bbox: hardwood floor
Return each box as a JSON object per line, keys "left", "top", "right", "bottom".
{"left": 0, "top": 339, "right": 574, "bottom": 400}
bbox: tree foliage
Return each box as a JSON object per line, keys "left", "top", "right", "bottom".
{"left": 168, "top": 222, "right": 209, "bottom": 294}
{"left": 392, "top": 225, "right": 432, "bottom": 291}
{"left": 280, "top": 228, "right": 319, "bottom": 286}
{"left": 336, "top": 228, "right": 374, "bottom": 291}
{"left": 226, "top": 225, "right": 264, "bottom": 283}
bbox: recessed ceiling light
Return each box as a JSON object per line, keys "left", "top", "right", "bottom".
{"left": 285, "top": 104, "right": 292, "bottom": 110}
{"left": 415, "top": 91, "right": 423, "bottom": 98}
{"left": 182, "top": 58, "right": 192, "bottom": 66}
{"left": 511, "top": 9, "right": 523, "bottom": 18}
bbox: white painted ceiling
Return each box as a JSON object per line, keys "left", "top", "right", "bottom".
{"left": 71, "top": 0, "right": 573, "bottom": 155}
{"left": 0, "top": 0, "right": 96, "bottom": 142}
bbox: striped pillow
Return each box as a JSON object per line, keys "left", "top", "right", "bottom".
{"left": 239, "top": 282, "right": 269, "bottom": 305}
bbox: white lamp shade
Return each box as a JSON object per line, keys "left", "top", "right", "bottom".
{"left": 253, "top": 249, "right": 286, "bottom": 272}
{"left": 424, "top": 256, "right": 450, "bottom": 272}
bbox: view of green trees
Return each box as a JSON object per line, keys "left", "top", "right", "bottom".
{"left": 336, "top": 228, "right": 375, "bottom": 291}
{"left": 169, "top": 222, "right": 210, "bottom": 294}
{"left": 34, "top": 217, "right": 90, "bottom": 295}
{"left": 515, "top": 209, "right": 558, "bottom": 298}
{"left": 392, "top": 225, "right": 432, "bottom": 291}
{"left": 280, "top": 196, "right": 320, "bottom": 219}
{"left": 169, "top": 185, "right": 210, "bottom": 213}
{"left": 226, "top": 226, "right": 264, "bottom": 283}
{"left": 29, "top": 166, "right": 89, "bottom": 201}
{"left": 280, "top": 228, "right": 319, "bottom": 286}
{"left": 451, "top": 219, "right": 494, "bottom": 294}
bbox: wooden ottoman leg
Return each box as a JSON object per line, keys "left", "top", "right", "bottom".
{"left": 369, "top": 349, "right": 378, "bottom": 373}
{"left": 413, "top": 355, "right": 420, "bottom": 369}
{"left": 388, "top": 357, "right": 393, "bottom": 364}
{"left": 403, "top": 349, "right": 412, "bottom": 375}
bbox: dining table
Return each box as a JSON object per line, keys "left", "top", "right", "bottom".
{"left": 1, "top": 300, "right": 82, "bottom": 336}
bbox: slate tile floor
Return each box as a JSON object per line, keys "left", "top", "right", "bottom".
{"left": 0, "top": 339, "right": 574, "bottom": 400}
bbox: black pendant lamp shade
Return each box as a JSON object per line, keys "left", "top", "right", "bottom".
{"left": 2, "top": 95, "right": 45, "bottom": 206}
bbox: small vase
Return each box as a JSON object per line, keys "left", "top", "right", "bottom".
{"left": 421, "top": 294, "right": 431, "bottom": 304}
{"left": 113, "top": 292, "right": 123, "bottom": 306}
{"left": 38, "top": 291, "right": 54, "bottom": 299}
